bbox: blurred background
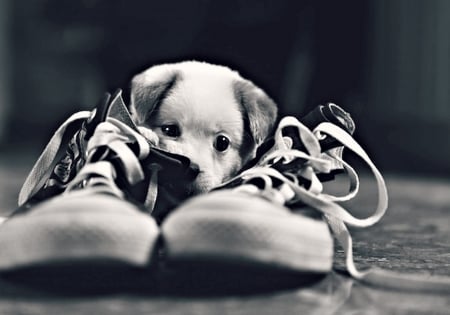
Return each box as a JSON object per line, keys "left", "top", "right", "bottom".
{"left": 0, "top": 0, "right": 449, "bottom": 176}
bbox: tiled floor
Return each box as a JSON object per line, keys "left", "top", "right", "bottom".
{"left": 0, "top": 153, "right": 449, "bottom": 315}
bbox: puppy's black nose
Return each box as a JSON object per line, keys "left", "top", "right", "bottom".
{"left": 187, "top": 162, "right": 200, "bottom": 180}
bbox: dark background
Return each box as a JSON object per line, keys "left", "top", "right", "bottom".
{"left": 0, "top": 0, "right": 449, "bottom": 176}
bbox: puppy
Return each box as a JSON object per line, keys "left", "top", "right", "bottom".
{"left": 129, "top": 61, "right": 277, "bottom": 194}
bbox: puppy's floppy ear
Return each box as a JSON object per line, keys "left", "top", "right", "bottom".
{"left": 129, "top": 66, "right": 180, "bottom": 124}
{"left": 234, "top": 79, "right": 278, "bottom": 145}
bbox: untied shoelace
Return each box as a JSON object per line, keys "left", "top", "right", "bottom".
{"left": 230, "top": 116, "right": 450, "bottom": 292}
{"left": 63, "top": 117, "right": 161, "bottom": 212}
{"left": 10, "top": 112, "right": 160, "bottom": 220}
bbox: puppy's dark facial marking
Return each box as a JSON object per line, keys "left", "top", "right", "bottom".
{"left": 233, "top": 79, "right": 278, "bottom": 147}
{"left": 130, "top": 70, "right": 180, "bottom": 125}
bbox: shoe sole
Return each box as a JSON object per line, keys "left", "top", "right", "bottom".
{"left": 161, "top": 191, "right": 333, "bottom": 274}
{"left": 0, "top": 194, "right": 159, "bottom": 271}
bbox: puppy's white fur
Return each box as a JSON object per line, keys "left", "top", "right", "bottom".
{"left": 130, "top": 61, "right": 277, "bottom": 194}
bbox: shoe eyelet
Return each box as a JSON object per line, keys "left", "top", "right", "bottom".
{"left": 314, "top": 130, "right": 327, "bottom": 141}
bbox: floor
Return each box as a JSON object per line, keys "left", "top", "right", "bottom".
{"left": 0, "top": 153, "right": 449, "bottom": 315}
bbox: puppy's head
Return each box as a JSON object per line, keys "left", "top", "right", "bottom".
{"left": 130, "top": 61, "right": 277, "bottom": 194}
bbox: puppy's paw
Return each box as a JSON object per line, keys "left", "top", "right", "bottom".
{"left": 138, "top": 126, "right": 159, "bottom": 146}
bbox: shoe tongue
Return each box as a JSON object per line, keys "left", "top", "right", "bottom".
{"left": 321, "top": 103, "right": 355, "bottom": 134}
{"left": 84, "top": 93, "right": 111, "bottom": 138}
{"left": 84, "top": 89, "right": 140, "bottom": 140}
{"left": 106, "top": 89, "right": 140, "bottom": 132}
{"left": 302, "top": 103, "right": 355, "bottom": 135}
{"left": 301, "top": 103, "right": 355, "bottom": 151}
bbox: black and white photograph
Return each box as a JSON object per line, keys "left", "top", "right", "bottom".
{"left": 0, "top": 0, "right": 448, "bottom": 314}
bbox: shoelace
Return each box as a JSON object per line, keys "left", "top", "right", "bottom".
{"left": 63, "top": 117, "right": 163, "bottom": 213}
{"left": 0, "top": 110, "right": 93, "bottom": 225}
{"left": 8, "top": 89, "right": 196, "bottom": 226}
{"left": 224, "top": 116, "right": 450, "bottom": 292}
{"left": 3, "top": 110, "right": 161, "bottom": 225}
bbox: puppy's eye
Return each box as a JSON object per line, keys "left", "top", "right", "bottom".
{"left": 161, "top": 124, "right": 181, "bottom": 138}
{"left": 214, "top": 135, "right": 230, "bottom": 152}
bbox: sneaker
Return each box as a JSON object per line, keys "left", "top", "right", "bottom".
{"left": 160, "top": 104, "right": 388, "bottom": 283}
{"left": 0, "top": 90, "right": 196, "bottom": 276}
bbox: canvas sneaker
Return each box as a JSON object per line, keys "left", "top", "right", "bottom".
{"left": 0, "top": 90, "right": 196, "bottom": 274}
{"left": 160, "top": 104, "right": 389, "bottom": 281}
